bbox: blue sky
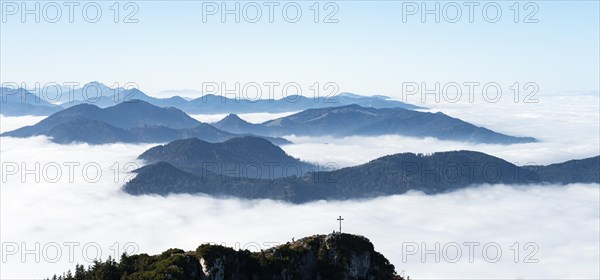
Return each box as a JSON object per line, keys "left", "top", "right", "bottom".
{"left": 1, "top": 1, "right": 598, "bottom": 97}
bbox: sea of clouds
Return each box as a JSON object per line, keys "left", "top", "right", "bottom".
{"left": 0, "top": 94, "right": 598, "bottom": 279}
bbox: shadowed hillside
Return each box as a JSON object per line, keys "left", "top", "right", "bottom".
{"left": 48, "top": 233, "right": 404, "bottom": 280}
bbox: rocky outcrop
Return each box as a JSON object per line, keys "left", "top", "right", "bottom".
{"left": 194, "top": 233, "right": 401, "bottom": 280}
{"left": 49, "top": 233, "right": 405, "bottom": 280}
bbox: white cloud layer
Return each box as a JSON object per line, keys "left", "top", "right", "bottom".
{"left": 0, "top": 137, "right": 598, "bottom": 279}
{"left": 1, "top": 94, "right": 598, "bottom": 279}
{"left": 0, "top": 115, "right": 45, "bottom": 134}
{"left": 280, "top": 95, "right": 600, "bottom": 167}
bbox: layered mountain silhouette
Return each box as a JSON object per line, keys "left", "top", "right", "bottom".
{"left": 125, "top": 139, "right": 599, "bottom": 203}
{"left": 2, "top": 83, "right": 536, "bottom": 145}
{"left": 13, "top": 82, "right": 423, "bottom": 115}
{"left": 0, "top": 87, "right": 63, "bottom": 116}
{"left": 1, "top": 100, "right": 289, "bottom": 145}
{"left": 168, "top": 91, "right": 424, "bottom": 114}
{"left": 139, "top": 136, "right": 314, "bottom": 179}
{"left": 214, "top": 105, "right": 537, "bottom": 144}
{"left": 4, "top": 93, "right": 535, "bottom": 145}
{"left": 24, "top": 82, "right": 172, "bottom": 109}
{"left": 26, "top": 81, "right": 125, "bottom": 105}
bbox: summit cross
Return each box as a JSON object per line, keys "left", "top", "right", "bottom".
{"left": 337, "top": 216, "right": 344, "bottom": 233}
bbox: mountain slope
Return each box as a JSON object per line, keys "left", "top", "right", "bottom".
{"left": 183, "top": 93, "right": 423, "bottom": 114}
{"left": 138, "top": 136, "right": 313, "bottom": 179}
{"left": 216, "top": 105, "right": 536, "bottom": 144}
{"left": 125, "top": 150, "right": 598, "bottom": 203}
{"left": 3, "top": 100, "right": 200, "bottom": 135}
{"left": 29, "top": 83, "right": 423, "bottom": 115}
{"left": 46, "top": 118, "right": 137, "bottom": 144}
{"left": 0, "top": 87, "right": 63, "bottom": 116}
{"left": 524, "top": 156, "right": 600, "bottom": 184}
{"left": 1, "top": 101, "right": 290, "bottom": 145}
{"left": 35, "top": 81, "right": 125, "bottom": 104}
{"left": 104, "top": 100, "right": 201, "bottom": 129}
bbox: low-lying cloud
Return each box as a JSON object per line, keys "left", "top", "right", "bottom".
{"left": 1, "top": 94, "right": 598, "bottom": 279}
{"left": 281, "top": 95, "right": 600, "bottom": 167}
{"left": 0, "top": 115, "right": 45, "bottom": 134}
{"left": 0, "top": 136, "right": 598, "bottom": 279}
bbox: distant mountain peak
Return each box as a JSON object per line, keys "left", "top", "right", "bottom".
{"left": 217, "top": 113, "right": 249, "bottom": 123}
{"left": 167, "top": 137, "right": 211, "bottom": 145}
{"left": 110, "top": 99, "right": 190, "bottom": 113}
{"left": 81, "top": 81, "right": 114, "bottom": 92}
{"left": 225, "top": 113, "right": 244, "bottom": 120}
{"left": 222, "top": 135, "right": 274, "bottom": 147}
{"left": 337, "top": 103, "right": 364, "bottom": 109}
{"left": 126, "top": 88, "right": 144, "bottom": 93}
{"left": 84, "top": 81, "right": 106, "bottom": 86}
{"left": 115, "top": 99, "right": 153, "bottom": 106}
{"left": 214, "top": 114, "right": 259, "bottom": 132}
{"left": 58, "top": 102, "right": 103, "bottom": 112}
